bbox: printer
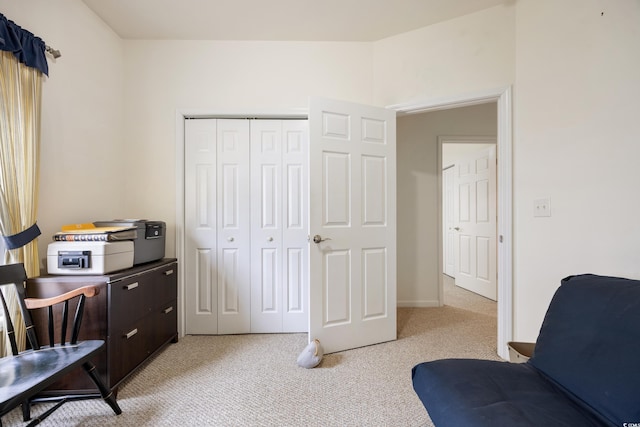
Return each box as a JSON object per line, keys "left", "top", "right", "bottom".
{"left": 93, "top": 220, "right": 166, "bottom": 265}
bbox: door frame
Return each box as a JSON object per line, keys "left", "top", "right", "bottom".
{"left": 175, "top": 86, "right": 513, "bottom": 360}
{"left": 441, "top": 163, "right": 456, "bottom": 278}
{"left": 388, "top": 86, "right": 513, "bottom": 360}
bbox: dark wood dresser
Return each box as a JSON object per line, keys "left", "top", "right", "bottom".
{"left": 26, "top": 258, "right": 178, "bottom": 395}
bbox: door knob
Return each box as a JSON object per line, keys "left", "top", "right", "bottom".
{"left": 228, "top": 237, "right": 234, "bottom": 242}
{"left": 312, "top": 234, "right": 330, "bottom": 244}
{"left": 267, "top": 237, "right": 273, "bottom": 242}
{"left": 454, "top": 227, "right": 460, "bottom": 231}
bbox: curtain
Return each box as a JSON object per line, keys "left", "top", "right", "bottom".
{"left": 0, "top": 14, "right": 47, "bottom": 356}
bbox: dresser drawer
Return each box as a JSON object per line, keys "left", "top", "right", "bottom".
{"left": 109, "top": 315, "right": 152, "bottom": 385}
{"left": 151, "top": 299, "right": 178, "bottom": 350}
{"left": 110, "top": 276, "right": 152, "bottom": 328}
{"left": 153, "top": 265, "right": 178, "bottom": 309}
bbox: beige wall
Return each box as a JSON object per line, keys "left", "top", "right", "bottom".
{"left": 396, "top": 103, "right": 497, "bottom": 306}
{"left": 5, "top": 0, "right": 640, "bottom": 344}
{"left": 513, "top": 0, "right": 640, "bottom": 340}
{"left": 0, "top": 0, "right": 126, "bottom": 268}
{"left": 0, "top": 2, "right": 373, "bottom": 265}
{"left": 372, "top": 4, "right": 516, "bottom": 106}
{"left": 122, "top": 40, "right": 373, "bottom": 257}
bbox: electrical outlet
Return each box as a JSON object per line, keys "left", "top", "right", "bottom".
{"left": 534, "top": 198, "right": 551, "bottom": 217}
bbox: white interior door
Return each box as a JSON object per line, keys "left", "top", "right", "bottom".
{"left": 443, "top": 166, "right": 455, "bottom": 277}
{"left": 185, "top": 119, "right": 251, "bottom": 334}
{"left": 454, "top": 145, "right": 497, "bottom": 300}
{"left": 250, "top": 120, "right": 282, "bottom": 333}
{"left": 216, "top": 120, "right": 251, "bottom": 334}
{"left": 217, "top": 119, "right": 251, "bottom": 334}
{"left": 309, "top": 97, "right": 397, "bottom": 354}
{"left": 186, "top": 118, "right": 307, "bottom": 335}
{"left": 250, "top": 120, "right": 309, "bottom": 333}
{"left": 184, "top": 118, "right": 218, "bottom": 334}
{"left": 280, "top": 120, "right": 309, "bottom": 332}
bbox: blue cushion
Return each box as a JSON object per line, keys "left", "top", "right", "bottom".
{"left": 412, "top": 359, "right": 608, "bottom": 427}
{"left": 529, "top": 274, "right": 640, "bottom": 427}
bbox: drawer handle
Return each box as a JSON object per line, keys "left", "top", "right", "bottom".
{"left": 163, "top": 306, "right": 174, "bottom": 314}
{"left": 125, "top": 282, "right": 139, "bottom": 291}
{"left": 164, "top": 269, "right": 174, "bottom": 276}
{"left": 124, "top": 328, "right": 138, "bottom": 339}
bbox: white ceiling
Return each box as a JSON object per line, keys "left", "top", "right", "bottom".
{"left": 81, "top": 0, "right": 506, "bottom": 42}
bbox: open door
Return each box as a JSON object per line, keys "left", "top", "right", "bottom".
{"left": 454, "top": 145, "right": 497, "bottom": 301}
{"left": 308, "top": 97, "right": 397, "bottom": 354}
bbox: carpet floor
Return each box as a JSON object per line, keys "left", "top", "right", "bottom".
{"left": 2, "top": 276, "right": 498, "bottom": 426}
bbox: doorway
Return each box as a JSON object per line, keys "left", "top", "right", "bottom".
{"left": 391, "top": 86, "right": 512, "bottom": 360}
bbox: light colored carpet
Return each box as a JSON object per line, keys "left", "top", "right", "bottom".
{"left": 3, "top": 277, "right": 498, "bottom": 426}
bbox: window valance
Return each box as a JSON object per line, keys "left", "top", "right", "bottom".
{"left": 0, "top": 13, "right": 48, "bottom": 76}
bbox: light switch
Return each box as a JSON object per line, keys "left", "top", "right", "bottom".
{"left": 534, "top": 198, "right": 551, "bottom": 217}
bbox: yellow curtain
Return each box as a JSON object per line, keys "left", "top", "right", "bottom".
{"left": 0, "top": 50, "right": 43, "bottom": 356}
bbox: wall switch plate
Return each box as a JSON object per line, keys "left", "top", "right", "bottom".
{"left": 534, "top": 198, "right": 551, "bottom": 217}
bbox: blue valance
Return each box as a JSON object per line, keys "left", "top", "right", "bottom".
{"left": 0, "top": 13, "right": 48, "bottom": 76}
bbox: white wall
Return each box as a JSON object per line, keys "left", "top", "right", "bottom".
{"left": 122, "top": 40, "right": 373, "bottom": 257}
{"left": 396, "top": 103, "right": 497, "bottom": 306}
{"left": 0, "top": 0, "right": 126, "bottom": 269}
{"left": 372, "top": 4, "right": 516, "bottom": 107}
{"left": 513, "top": 0, "right": 640, "bottom": 340}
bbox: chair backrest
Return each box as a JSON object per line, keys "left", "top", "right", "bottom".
{"left": 528, "top": 274, "right": 640, "bottom": 426}
{"left": 0, "top": 263, "right": 40, "bottom": 355}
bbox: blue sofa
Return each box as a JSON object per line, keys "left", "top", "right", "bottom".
{"left": 412, "top": 274, "right": 640, "bottom": 427}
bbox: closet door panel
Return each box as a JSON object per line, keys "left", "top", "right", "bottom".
{"left": 282, "top": 120, "right": 309, "bottom": 332}
{"left": 217, "top": 119, "right": 251, "bottom": 334}
{"left": 185, "top": 119, "right": 218, "bottom": 334}
{"left": 251, "top": 120, "right": 283, "bottom": 333}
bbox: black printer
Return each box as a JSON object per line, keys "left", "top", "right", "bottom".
{"left": 93, "top": 220, "right": 165, "bottom": 265}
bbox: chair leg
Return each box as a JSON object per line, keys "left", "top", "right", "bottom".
{"left": 25, "top": 399, "right": 67, "bottom": 427}
{"left": 21, "top": 400, "right": 31, "bottom": 421}
{"left": 82, "top": 362, "right": 122, "bottom": 415}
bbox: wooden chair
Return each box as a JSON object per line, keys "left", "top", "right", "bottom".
{"left": 0, "top": 263, "right": 121, "bottom": 426}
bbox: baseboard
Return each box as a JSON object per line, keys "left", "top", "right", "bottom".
{"left": 397, "top": 300, "right": 441, "bottom": 308}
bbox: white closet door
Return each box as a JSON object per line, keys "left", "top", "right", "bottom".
{"left": 186, "top": 118, "right": 307, "bottom": 335}
{"left": 250, "top": 120, "right": 283, "bottom": 332}
{"left": 250, "top": 120, "right": 309, "bottom": 333}
{"left": 281, "top": 120, "right": 309, "bottom": 332}
{"left": 216, "top": 119, "right": 251, "bottom": 334}
{"left": 185, "top": 119, "right": 218, "bottom": 334}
